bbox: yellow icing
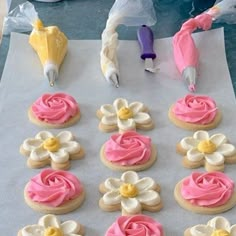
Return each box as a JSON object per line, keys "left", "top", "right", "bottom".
{"left": 118, "top": 107, "right": 133, "bottom": 120}
{"left": 44, "top": 227, "right": 63, "bottom": 236}
{"left": 120, "top": 183, "right": 138, "bottom": 198}
{"left": 29, "top": 21, "right": 68, "bottom": 66}
{"left": 43, "top": 137, "right": 61, "bottom": 152}
{"left": 211, "top": 229, "right": 230, "bottom": 236}
{"left": 197, "top": 140, "right": 216, "bottom": 154}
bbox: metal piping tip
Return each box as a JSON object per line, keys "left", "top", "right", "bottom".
{"left": 110, "top": 73, "right": 119, "bottom": 88}
{"left": 47, "top": 70, "right": 56, "bottom": 87}
{"left": 182, "top": 66, "right": 197, "bottom": 92}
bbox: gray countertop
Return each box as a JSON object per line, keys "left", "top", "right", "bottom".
{"left": 0, "top": 0, "right": 236, "bottom": 94}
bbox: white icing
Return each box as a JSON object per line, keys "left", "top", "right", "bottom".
{"left": 187, "top": 148, "right": 204, "bottom": 162}
{"left": 22, "top": 131, "right": 81, "bottom": 164}
{"left": 21, "top": 214, "right": 82, "bottom": 236}
{"left": 180, "top": 137, "right": 199, "bottom": 150}
{"left": 190, "top": 225, "right": 213, "bottom": 236}
{"left": 210, "top": 133, "right": 227, "bottom": 147}
{"left": 193, "top": 130, "right": 209, "bottom": 140}
{"left": 205, "top": 153, "right": 225, "bottom": 166}
{"left": 121, "top": 197, "right": 141, "bottom": 214}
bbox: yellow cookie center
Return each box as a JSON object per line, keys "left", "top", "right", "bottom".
{"left": 197, "top": 140, "right": 217, "bottom": 154}
{"left": 43, "top": 137, "right": 61, "bottom": 152}
{"left": 117, "top": 107, "right": 133, "bottom": 120}
{"left": 120, "top": 183, "right": 138, "bottom": 198}
{"left": 44, "top": 227, "right": 63, "bottom": 236}
{"left": 211, "top": 229, "right": 230, "bottom": 236}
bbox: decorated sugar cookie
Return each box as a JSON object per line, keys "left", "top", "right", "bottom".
{"left": 174, "top": 171, "right": 236, "bottom": 214}
{"left": 100, "top": 131, "right": 157, "bottom": 171}
{"left": 20, "top": 130, "right": 85, "bottom": 170}
{"left": 177, "top": 130, "right": 236, "bottom": 172}
{"left": 168, "top": 94, "right": 222, "bottom": 131}
{"left": 96, "top": 98, "right": 154, "bottom": 132}
{"left": 24, "top": 169, "right": 85, "bottom": 214}
{"left": 184, "top": 216, "right": 236, "bottom": 236}
{"left": 17, "top": 214, "right": 85, "bottom": 236}
{"left": 99, "top": 171, "right": 162, "bottom": 215}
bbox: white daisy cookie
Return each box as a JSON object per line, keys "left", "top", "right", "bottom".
{"left": 96, "top": 98, "right": 154, "bottom": 132}
{"left": 17, "top": 214, "right": 84, "bottom": 236}
{"left": 99, "top": 171, "right": 162, "bottom": 215}
{"left": 176, "top": 130, "right": 236, "bottom": 172}
{"left": 20, "top": 131, "right": 85, "bottom": 170}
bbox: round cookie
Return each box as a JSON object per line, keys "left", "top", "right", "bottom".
{"left": 24, "top": 169, "right": 85, "bottom": 214}
{"left": 20, "top": 130, "right": 85, "bottom": 170}
{"left": 174, "top": 171, "right": 236, "bottom": 214}
{"left": 168, "top": 94, "right": 222, "bottom": 131}
{"left": 100, "top": 131, "right": 157, "bottom": 171}
{"left": 99, "top": 171, "right": 162, "bottom": 216}
{"left": 96, "top": 98, "right": 154, "bottom": 133}
{"left": 28, "top": 92, "right": 81, "bottom": 128}
{"left": 18, "top": 214, "right": 85, "bottom": 236}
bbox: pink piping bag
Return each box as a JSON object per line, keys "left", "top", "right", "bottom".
{"left": 173, "top": 0, "right": 236, "bottom": 92}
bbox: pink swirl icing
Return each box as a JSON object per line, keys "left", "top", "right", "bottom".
{"left": 105, "top": 215, "right": 163, "bottom": 236}
{"left": 31, "top": 93, "right": 79, "bottom": 124}
{"left": 172, "top": 94, "right": 217, "bottom": 124}
{"left": 104, "top": 131, "right": 151, "bottom": 165}
{"left": 181, "top": 172, "right": 234, "bottom": 207}
{"left": 26, "top": 169, "right": 83, "bottom": 207}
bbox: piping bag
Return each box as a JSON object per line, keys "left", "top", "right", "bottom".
{"left": 100, "top": 0, "right": 156, "bottom": 87}
{"left": 2, "top": 1, "right": 68, "bottom": 86}
{"left": 173, "top": 0, "right": 236, "bottom": 92}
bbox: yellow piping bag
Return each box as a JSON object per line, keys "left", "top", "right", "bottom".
{"left": 29, "top": 19, "right": 68, "bottom": 86}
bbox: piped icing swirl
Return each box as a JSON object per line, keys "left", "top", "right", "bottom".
{"left": 181, "top": 172, "right": 234, "bottom": 207}
{"left": 172, "top": 94, "right": 217, "bottom": 124}
{"left": 31, "top": 93, "right": 79, "bottom": 124}
{"left": 105, "top": 215, "right": 164, "bottom": 236}
{"left": 104, "top": 131, "right": 151, "bottom": 165}
{"left": 26, "top": 169, "right": 83, "bottom": 207}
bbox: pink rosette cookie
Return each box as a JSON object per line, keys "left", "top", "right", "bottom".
{"left": 174, "top": 171, "right": 236, "bottom": 214}
{"left": 168, "top": 94, "right": 222, "bottom": 131}
{"left": 28, "top": 92, "right": 81, "bottom": 128}
{"left": 105, "top": 215, "right": 164, "bottom": 236}
{"left": 100, "top": 131, "right": 157, "bottom": 171}
{"left": 24, "top": 169, "right": 85, "bottom": 214}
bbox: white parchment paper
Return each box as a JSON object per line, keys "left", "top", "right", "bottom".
{"left": 0, "top": 28, "right": 236, "bottom": 235}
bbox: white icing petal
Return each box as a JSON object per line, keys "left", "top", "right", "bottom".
{"left": 135, "top": 177, "right": 156, "bottom": 192}
{"left": 57, "top": 131, "right": 73, "bottom": 142}
{"left": 129, "top": 102, "right": 145, "bottom": 114}
{"left": 137, "top": 190, "right": 160, "bottom": 205}
{"left": 117, "top": 118, "right": 136, "bottom": 131}
{"left": 104, "top": 178, "right": 123, "bottom": 190}
{"left": 113, "top": 98, "right": 129, "bottom": 112}
{"left": 103, "top": 190, "right": 121, "bottom": 205}
{"left": 35, "top": 131, "right": 54, "bottom": 140}
{"left": 21, "top": 225, "right": 44, "bottom": 236}
{"left": 205, "top": 152, "right": 225, "bottom": 165}
{"left": 50, "top": 150, "right": 70, "bottom": 163}
{"left": 121, "top": 197, "right": 141, "bottom": 214}
{"left": 217, "top": 143, "right": 236, "bottom": 156}
{"left": 23, "top": 139, "right": 43, "bottom": 151}
{"left": 190, "top": 225, "right": 213, "bottom": 236}
{"left": 210, "top": 133, "right": 227, "bottom": 147}
{"left": 187, "top": 148, "right": 204, "bottom": 162}
{"left": 133, "top": 112, "right": 151, "bottom": 124}
{"left": 180, "top": 137, "right": 199, "bottom": 150}
{"left": 207, "top": 216, "right": 231, "bottom": 231}
{"left": 61, "top": 220, "right": 80, "bottom": 234}
{"left": 38, "top": 214, "right": 61, "bottom": 228}
{"left": 230, "top": 225, "right": 236, "bottom": 235}
{"left": 100, "top": 104, "right": 116, "bottom": 115}
{"left": 30, "top": 147, "right": 50, "bottom": 161}
{"left": 121, "top": 171, "right": 139, "bottom": 184}
{"left": 101, "top": 114, "right": 117, "bottom": 125}
{"left": 60, "top": 141, "right": 81, "bottom": 154}
{"left": 193, "top": 131, "right": 209, "bottom": 141}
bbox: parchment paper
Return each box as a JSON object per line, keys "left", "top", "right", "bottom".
{"left": 0, "top": 28, "right": 236, "bottom": 235}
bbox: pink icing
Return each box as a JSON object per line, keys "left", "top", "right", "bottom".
{"left": 173, "top": 13, "right": 213, "bottom": 73}
{"left": 26, "top": 169, "right": 83, "bottom": 207}
{"left": 181, "top": 172, "right": 234, "bottom": 207}
{"left": 31, "top": 93, "right": 79, "bottom": 124}
{"left": 104, "top": 131, "right": 151, "bottom": 166}
{"left": 105, "top": 215, "right": 163, "bottom": 236}
{"left": 172, "top": 94, "right": 217, "bottom": 124}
